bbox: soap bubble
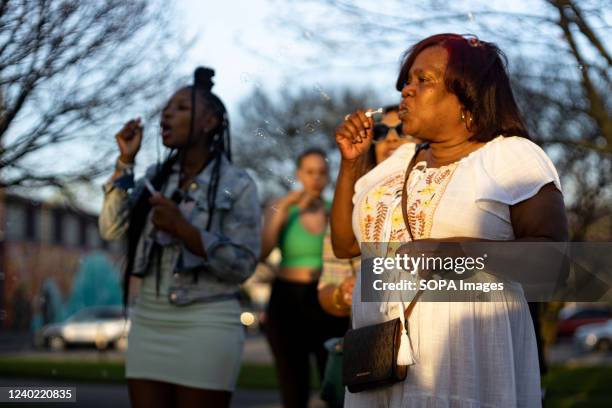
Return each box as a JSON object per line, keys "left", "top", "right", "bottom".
{"left": 304, "top": 122, "right": 317, "bottom": 133}
{"left": 254, "top": 128, "right": 266, "bottom": 138}
{"left": 314, "top": 83, "right": 331, "bottom": 101}
{"left": 240, "top": 72, "right": 252, "bottom": 84}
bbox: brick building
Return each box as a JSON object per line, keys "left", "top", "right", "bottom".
{"left": 0, "top": 191, "right": 122, "bottom": 331}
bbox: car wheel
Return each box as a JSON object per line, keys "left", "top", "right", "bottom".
{"left": 33, "top": 335, "right": 45, "bottom": 349}
{"left": 49, "top": 336, "right": 65, "bottom": 351}
{"left": 95, "top": 337, "right": 109, "bottom": 351}
{"left": 115, "top": 336, "right": 128, "bottom": 352}
{"left": 596, "top": 339, "right": 611, "bottom": 353}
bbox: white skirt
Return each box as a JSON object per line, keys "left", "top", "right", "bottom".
{"left": 126, "top": 289, "right": 244, "bottom": 392}
{"left": 346, "top": 281, "right": 541, "bottom": 407}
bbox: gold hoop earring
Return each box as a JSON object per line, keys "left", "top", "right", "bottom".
{"left": 461, "top": 109, "right": 473, "bottom": 131}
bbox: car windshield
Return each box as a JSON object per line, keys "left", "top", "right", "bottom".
{"left": 572, "top": 309, "right": 612, "bottom": 319}
{"left": 67, "top": 307, "right": 124, "bottom": 322}
{"left": 67, "top": 309, "right": 97, "bottom": 322}
{"left": 560, "top": 307, "right": 612, "bottom": 320}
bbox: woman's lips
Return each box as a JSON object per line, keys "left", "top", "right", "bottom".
{"left": 161, "top": 123, "right": 172, "bottom": 139}
{"left": 399, "top": 101, "right": 412, "bottom": 115}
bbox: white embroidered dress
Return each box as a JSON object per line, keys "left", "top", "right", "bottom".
{"left": 347, "top": 136, "right": 560, "bottom": 408}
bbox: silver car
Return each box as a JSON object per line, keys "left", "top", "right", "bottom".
{"left": 574, "top": 319, "right": 612, "bottom": 353}
{"left": 35, "top": 306, "right": 130, "bottom": 351}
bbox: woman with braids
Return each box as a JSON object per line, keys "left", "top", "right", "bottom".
{"left": 99, "top": 67, "right": 261, "bottom": 408}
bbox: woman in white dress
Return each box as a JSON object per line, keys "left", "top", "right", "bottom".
{"left": 331, "top": 34, "right": 568, "bottom": 407}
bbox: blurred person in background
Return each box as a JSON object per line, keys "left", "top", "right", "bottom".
{"left": 260, "top": 148, "right": 348, "bottom": 408}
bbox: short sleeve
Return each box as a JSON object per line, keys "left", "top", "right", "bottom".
{"left": 473, "top": 136, "right": 562, "bottom": 222}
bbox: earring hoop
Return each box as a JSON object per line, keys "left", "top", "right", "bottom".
{"left": 461, "top": 109, "right": 473, "bottom": 131}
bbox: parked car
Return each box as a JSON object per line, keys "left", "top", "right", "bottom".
{"left": 35, "top": 306, "right": 130, "bottom": 351}
{"left": 574, "top": 319, "right": 612, "bottom": 353}
{"left": 556, "top": 305, "right": 612, "bottom": 338}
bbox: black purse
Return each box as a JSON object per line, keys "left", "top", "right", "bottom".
{"left": 342, "top": 142, "right": 429, "bottom": 393}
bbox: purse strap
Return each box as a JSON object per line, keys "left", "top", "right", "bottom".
{"left": 400, "top": 142, "right": 430, "bottom": 321}
{"left": 348, "top": 257, "right": 356, "bottom": 276}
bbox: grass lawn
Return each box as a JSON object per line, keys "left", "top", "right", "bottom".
{"left": 0, "top": 356, "right": 318, "bottom": 390}
{"left": 542, "top": 365, "right": 612, "bottom": 407}
{"left": 0, "top": 356, "right": 609, "bottom": 406}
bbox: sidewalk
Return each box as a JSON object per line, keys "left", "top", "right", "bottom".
{"left": 0, "top": 334, "right": 326, "bottom": 407}
{"left": 243, "top": 333, "right": 274, "bottom": 364}
{"left": 0, "top": 378, "right": 324, "bottom": 408}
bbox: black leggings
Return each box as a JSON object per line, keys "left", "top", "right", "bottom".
{"left": 265, "top": 279, "right": 349, "bottom": 408}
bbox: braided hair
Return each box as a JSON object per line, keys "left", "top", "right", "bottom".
{"left": 188, "top": 67, "right": 232, "bottom": 230}
{"left": 122, "top": 67, "right": 232, "bottom": 308}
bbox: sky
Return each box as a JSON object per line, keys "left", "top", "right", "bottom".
{"left": 171, "top": 0, "right": 544, "bottom": 115}
{"left": 75, "top": 0, "right": 413, "bottom": 212}
{"left": 175, "top": 0, "right": 281, "bottom": 115}
{"left": 174, "top": 0, "right": 411, "bottom": 120}
{"left": 34, "top": 0, "right": 609, "bottom": 212}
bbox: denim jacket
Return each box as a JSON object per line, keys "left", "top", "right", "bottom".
{"left": 98, "top": 156, "right": 261, "bottom": 306}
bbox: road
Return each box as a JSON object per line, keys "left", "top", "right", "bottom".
{"left": 0, "top": 377, "right": 326, "bottom": 408}
{"left": 2, "top": 333, "right": 611, "bottom": 407}
{"left": 0, "top": 333, "right": 325, "bottom": 408}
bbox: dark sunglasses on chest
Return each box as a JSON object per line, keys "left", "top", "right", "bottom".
{"left": 373, "top": 123, "right": 405, "bottom": 143}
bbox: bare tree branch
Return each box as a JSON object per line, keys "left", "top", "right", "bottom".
{"left": 269, "top": 0, "right": 612, "bottom": 238}
{"left": 562, "top": 0, "right": 612, "bottom": 65}
{"left": 0, "top": 0, "right": 187, "bottom": 195}
{"left": 551, "top": 1, "right": 612, "bottom": 146}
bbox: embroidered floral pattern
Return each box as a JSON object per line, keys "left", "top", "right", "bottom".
{"left": 359, "top": 172, "right": 403, "bottom": 242}
{"left": 359, "top": 164, "right": 457, "bottom": 242}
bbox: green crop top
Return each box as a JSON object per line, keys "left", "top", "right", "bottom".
{"left": 278, "top": 202, "right": 331, "bottom": 269}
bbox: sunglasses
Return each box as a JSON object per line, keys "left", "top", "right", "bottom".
{"left": 373, "top": 123, "right": 405, "bottom": 143}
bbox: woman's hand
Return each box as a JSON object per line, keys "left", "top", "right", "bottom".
{"left": 336, "top": 276, "right": 356, "bottom": 309}
{"left": 335, "top": 110, "right": 374, "bottom": 161}
{"left": 279, "top": 190, "right": 304, "bottom": 208}
{"left": 260, "top": 191, "right": 311, "bottom": 262}
{"left": 278, "top": 190, "right": 318, "bottom": 211}
{"left": 116, "top": 118, "right": 143, "bottom": 163}
{"left": 149, "top": 193, "right": 186, "bottom": 237}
